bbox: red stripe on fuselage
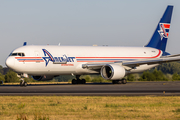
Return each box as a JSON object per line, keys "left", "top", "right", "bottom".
{"left": 77, "top": 61, "right": 118, "bottom": 62}
{"left": 15, "top": 57, "right": 42, "bottom": 59}
{"left": 18, "top": 60, "right": 44, "bottom": 62}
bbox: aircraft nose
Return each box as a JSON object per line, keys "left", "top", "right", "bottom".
{"left": 5, "top": 57, "right": 15, "bottom": 69}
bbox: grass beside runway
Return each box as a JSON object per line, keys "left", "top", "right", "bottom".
{"left": 0, "top": 96, "right": 180, "bottom": 119}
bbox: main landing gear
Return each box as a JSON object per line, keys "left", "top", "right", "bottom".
{"left": 112, "top": 79, "right": 127, "bottom": 84}
{"left": 72, "top": 75, "right": 86, "bottom": 84}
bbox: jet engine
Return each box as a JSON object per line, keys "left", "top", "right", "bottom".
{"left": 101, "top": 64, "right": 126, "bottom": 80}
{"left": 32, "top": 75, "right": 54, "bottom": 81}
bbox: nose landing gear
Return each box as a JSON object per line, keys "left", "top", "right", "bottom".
{"left": 20, "top": 78, "right": 27, "bottom": 87}
{"left": 18, "top": 73, "right": 28, "bottom": 87}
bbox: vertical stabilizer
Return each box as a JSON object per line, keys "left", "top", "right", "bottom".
{"left": 145, "top": 5, "right": 173, "bottom": 52}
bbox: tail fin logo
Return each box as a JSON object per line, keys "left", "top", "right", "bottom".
{"left": 158, "top": 23, "right": 170, "bottom": 40}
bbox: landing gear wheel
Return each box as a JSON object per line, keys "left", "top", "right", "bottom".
{"left": 20, "top": 81, "right": 23, "bottom": 87}
{"left": 20, "top": 81, "right": 27, "bottom": 87}
{"left": 117, "top": 80, "right": 122, "bottom": 84}
{"left": 122, "top": 79, "right": 127, "bottom": 84}
{"left": 72, "top": 75, "right": 87, "bottom": 84}
{"left": 112, "top": 80, "right": 118, "bottom": 84}
{"left": 112, "top": 80, "right": 122, "bottom": 84}
{"left": 19, "top": 73, "right": 29, "bottom": 87}
{"left": 81, "top": 79, "right": 86, "bottom": 84}
{"left": 72, "top": 79, "right": 77, "bottom": 84}
{"left": 23, "top": 82, "right": 27, "bottom": 87}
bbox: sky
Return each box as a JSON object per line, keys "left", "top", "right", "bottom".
{"left": 0, "top": 0, "right": 180, "bottom": 66}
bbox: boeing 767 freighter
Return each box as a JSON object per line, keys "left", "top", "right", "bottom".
{"left": 6, "top": 5, "right": 180, "bottom": 86}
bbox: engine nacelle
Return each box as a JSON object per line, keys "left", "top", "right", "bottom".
{"left": 101, "top": 64, "right": 126, "bottom": 80}
{"left": 32, "top": 75, "right": 54, "bottom": 81}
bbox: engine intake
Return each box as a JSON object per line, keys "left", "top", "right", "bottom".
{"left": 101, "top": 64, "right": 126, "bottom": 80}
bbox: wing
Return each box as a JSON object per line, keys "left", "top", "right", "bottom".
{"left": 121, "top": 55, "right": 180, "bottom": 68}
{"left": 82, "top": 54, "right": 180, "bottom": 70}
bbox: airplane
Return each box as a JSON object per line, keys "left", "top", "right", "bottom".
{"left": 5, "top": 5, "right": 180, "bottom": 86}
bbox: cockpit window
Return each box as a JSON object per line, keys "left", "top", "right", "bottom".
{"left": 10, "top": 53, "right": 25, "bottom": 56}
{"left": 18, "top": 53, "right": 21, "bottom": 56}
{"left": 11, "top": 53, "right": 17, "bottom": 56}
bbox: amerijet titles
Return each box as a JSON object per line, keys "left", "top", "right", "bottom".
{"left": 42, "top": 49, "right": 75, "bottom": 66}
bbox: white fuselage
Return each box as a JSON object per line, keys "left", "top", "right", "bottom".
{"left": 6, "top": 45, "right": 161, "bottom": 76}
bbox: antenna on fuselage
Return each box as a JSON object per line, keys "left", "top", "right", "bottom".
{"left": 23, "top": 42, "right": 27, "bottom": 46}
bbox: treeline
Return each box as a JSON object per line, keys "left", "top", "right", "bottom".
{"left": 127, "top": 69, "right": 169, "bottom": 81}
{"left": 0, "top": 69, "right": 19, "bottom": 83}
{"left": 0, "top": 69, "right": 37, "bottom": 83}
{"left": 2, "top": 62, "right": 180, "bottom": 83}
{"left": 156, "top": 62, "right": 180, "bottom": 74}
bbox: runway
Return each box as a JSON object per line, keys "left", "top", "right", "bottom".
{"left": 0, "top": 81, "right": 180, "bottom": 96}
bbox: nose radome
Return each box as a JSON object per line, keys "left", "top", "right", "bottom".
{"left": 5, "top": 57, "right": 15, "bottom": 69}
